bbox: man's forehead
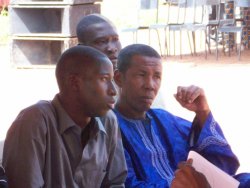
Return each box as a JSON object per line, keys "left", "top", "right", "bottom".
{"left": 82, "top": 58, "right": 112, "bottom": 75}
{"left": 87, "top": 22, "right": 118, "bottom": 38}
{"left": 131, "top": 55, "right": 162, "bottom": 66}
{"left": 94, "top": 59, "right": 113, "bottom": 75}
{"left": 124, "top": 55, "right": 161, "bottom": 72}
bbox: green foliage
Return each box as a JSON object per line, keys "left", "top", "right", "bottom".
{"left": 0, "top": 8, "right": 8, "bottom": 16}
{"left": 0, "top": 10, "right": 9, "bottom": 45}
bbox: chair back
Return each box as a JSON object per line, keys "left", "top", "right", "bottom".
{"left": 167, "top": 0, "right": 187, "bottom": 24}
{"left": 217, "top": 0, "right": 250, "bottom": 27}
{"left": 203, "top": 0, "right": 223, "bottom": 25}
{"left": 218, "top": 1, "right": 235, "bottom": 27}
{"left": 205, "top": 0, "right": 221, "bottom": 21}
{"left": 201, "top": 0, "right": 221, "bottom": 6}
{"left": 235, "top": 0, "right": 250, "bottom": 7}
{"left": 184, "top": 0, "right": 206, "bottom": 24}
{"left": 189, "top": 0, "right": 221, "bottom": 25}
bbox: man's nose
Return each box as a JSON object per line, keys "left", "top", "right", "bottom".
{"left": 107, "top": 41, "right": 119, "bottom": 53}
{"left": 144, "top": 77, "right": 155, "bottom": 90}
{"left": 109, "top": 80, "right": 117, "bottom": 96}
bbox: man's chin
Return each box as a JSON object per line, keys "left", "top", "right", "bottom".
{"left": 140, "top": 104, "right": 151, "bottom": 112}
{"left": 101, "top": 105, "right": 114, "bottom": 116}
{"left": 95, "top": 110, "right": 109, "bottom": 117}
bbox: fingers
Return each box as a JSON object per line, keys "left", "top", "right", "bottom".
{"left": 177, "top": 159, "right": 193, "bottom": 169}
{"left": 171, "top": 177, "right": 184, "bottom": 188}
{"left": 172, "top": 159, "right": 211, "bottom": 188}
{"left": 186, "top": 158, "right": 193, "bottom": 165}
{"left": 175, "top": 85, "right": 204, "bottom": 104}
{"left": 175, "top": 160, "right": 196, "bottom": 183}
{"left": 172, "top": 162, "right": 196, "bottom": 188}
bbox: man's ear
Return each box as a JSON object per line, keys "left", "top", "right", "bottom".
{"left": 69, "top": 74, "right": 81, "bottom": 91}
{"left": 114, "top": 70, "right": 123, "bottom": 87}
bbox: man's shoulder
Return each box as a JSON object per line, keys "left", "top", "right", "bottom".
{"left": 8, "top": 100, "right": 57, "bottom": 135}
{"left": 149, "top": 108, "right": 174, "bottom": 118}
{"left": 149, "top": 108, "right": 189, "bottom": 125}
{"left": 18, "top": 100, "right": 55, "bottom": 119}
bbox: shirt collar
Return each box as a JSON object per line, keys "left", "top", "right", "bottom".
{"left": 114, "top": 109, "right": 152, "bottom": 124}
{"left": 95, "top": 117, "right": 106, "bottom": 134}
{"left": 52, "top": 94, "right": 106, "bottom": 135}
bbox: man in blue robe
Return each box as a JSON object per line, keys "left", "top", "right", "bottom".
{"left": 113, "top": 43, "right": 239, "bottom": 187}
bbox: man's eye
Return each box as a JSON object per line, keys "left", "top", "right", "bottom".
{"left": 155, "top": 75, "right": 161, "bottom": 80}
{"left": 137, "top": 74, "right": 145, "bottom": 77}
{"left": 101, "top": 77, "right": 108, "bottom": 81}
{"left": 112, "top": 37, "right": 119, "bottom": 42}
{"left": 96, "top": 39, "right": 107, "bottom": 44}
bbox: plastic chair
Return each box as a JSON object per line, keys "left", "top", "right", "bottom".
{"left": 148, "top": 0, "right": 169, "bottom": 56}
{"left": 182, "top": 0, "right": 209, "bottom": 58}
{"left": 148, "top": 0, "right": 191, "bottom": 58}
{"left": 167, "top": 0, "right": 192, "bottom": 57}
{"left": 121, "top": 0, "right": 150, "bottom": 44}
{"left": 205, "top": 0, "right": 222, "bottom": 54}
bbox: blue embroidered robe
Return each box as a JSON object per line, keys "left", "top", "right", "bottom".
{"left": 235, "top": 173, "right": 250, "bottom": 188}
{"left": 114, "top": 109, "right": 239, "bottom": 188}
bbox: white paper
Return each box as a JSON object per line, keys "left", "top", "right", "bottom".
{"left": 188, "top": 151, "right": 240, "bottom": 188}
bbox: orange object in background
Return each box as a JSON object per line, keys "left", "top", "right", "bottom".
{"left": 0, "top": 0, "right": 9, "bottom": 9}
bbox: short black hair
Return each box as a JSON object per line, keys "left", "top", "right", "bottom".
{"left": 77, "top": 14, "right": 110, "bottom": 44}
{"left": 56, "top": 45, "right": 109, "bottom": 91}
{"left": 117, "top": 44, "right": 161, "bottom": 73}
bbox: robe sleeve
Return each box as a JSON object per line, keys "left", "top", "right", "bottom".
{"left": 190, "top": 112, "right": 240, "bottom": 175}
{"left": 234, "top": 173, "right": 250, "bottom": 188}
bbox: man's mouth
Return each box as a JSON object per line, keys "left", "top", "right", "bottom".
{"left": 109, "top": 56, "right": 117, "bottom": 61}
{"left": 107, "top": 99, "right": 116, "bottom": 109}
{"left": 140, "top": 96, "right": 154, "bottom": 104}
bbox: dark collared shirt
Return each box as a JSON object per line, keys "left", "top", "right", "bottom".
{"left": 3, "top": 95, "right": 127, "bottom": 188}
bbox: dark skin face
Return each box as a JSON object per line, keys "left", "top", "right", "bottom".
{"left": 114, "top": 55, "right": 162, "bottom": 119}
{"left": 82, "top": 22, "right": 121, "bottom": 69}
{"left": 59, "top": 57, "right": 117, "bottom": 129}
{"left": 76, "top": 58, "right": 117, "bottom": 117}
{"left": 59, "top": 56, "right": 117, "bottom": 129}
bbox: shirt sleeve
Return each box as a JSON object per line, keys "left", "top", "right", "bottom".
{"left": 101, "top": 114, "right": 127, "bottom": 188}
{"left": 3, "top": 106, "right": 47, "bottom": 188}
{"left": 190, "top": 112, "right": 240, "bottom": 175}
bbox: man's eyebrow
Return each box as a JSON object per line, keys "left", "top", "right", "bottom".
{"left": 155, "top": 70, "right": 162, "bottom": 74}
{"left": 96, "top": 35, "right": 119, "bottom": 39}
{"left": 98, "top": 70, "right": 112, "bottom": 75}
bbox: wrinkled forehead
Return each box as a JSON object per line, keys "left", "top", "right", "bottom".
{"left": 85, "top": 22, "right": 118, "bottom": 41}
{"left": 128, "top": 55, "right": 162, "bottom": 72}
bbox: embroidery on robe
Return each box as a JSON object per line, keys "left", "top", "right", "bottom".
{"left": 197, "top": 119, "right": 228, "bottom": 151}
{"left": 134, "top": 120, "right": 174, "bottom": 186}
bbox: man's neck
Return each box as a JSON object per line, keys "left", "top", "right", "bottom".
{"left": 115, "top": 101, "right": 146, "bottom": 120}
{"left": 58, "top": 93, "right": 91, "bottom": 128}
